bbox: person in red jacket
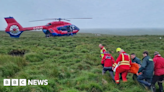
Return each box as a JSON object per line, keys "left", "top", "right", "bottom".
{"left": 113, "top": 48, "right": 132, "bottom": 84}
{"left": 101, "top": 51, "right": 115, "bottom": 81}
{"left": 152, "top": 51, "right": 164, "bottom": 92}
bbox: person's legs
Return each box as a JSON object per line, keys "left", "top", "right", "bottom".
{"left": 151, "top": 75, "right": 158, "bottom": 92}
{"left": 158, "top": 82, "right": 163, "bottom": 92}
{"left": 102, "top": 64, "right": 104, "bottom": 75}
{"left": 102, "top": 67, "right": 107, "bottom": 75}
{"left": 114, "top": 67, "right": 126, "bottom": 84}
{"left": 145, "top": 77, "right": 153, "bottom": 90}
{"left": 137, "top": 74, "right": 151, "bottom": 87}
{"left": 114, "top": 68, "right": 121, "bottom": 84}
{"left": 108, "top": 67, "right": 115, "bottom": 81}
{"left": 121, "top": 69, "right": 129, "bottom": 82}
{"left": 145, "top": 78, "right": 152, "bottom": 84}
{"left": 137, "top": 75, "right": 147, "bottom": 89}
{"left": 158, "top": 75, "right": 163, "bottom": 92}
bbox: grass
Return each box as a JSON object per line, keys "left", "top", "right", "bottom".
{"left": 0, "top": 31, "right": 163, "bottom": 92}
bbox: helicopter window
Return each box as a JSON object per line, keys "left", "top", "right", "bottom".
{"left": 61, "top": 27, "right": 67, "bottom": 31}
{"left": 71, "top": 25, "right": 79, "bottom": 30}
{"left": 46, "top": 23, "right": 52, "bottom": 26}
{"left": 57, "top": 26, "right": 67, "bottom": 31}
{"left": 57, "top": 25, "right": 79, "bottom": 31}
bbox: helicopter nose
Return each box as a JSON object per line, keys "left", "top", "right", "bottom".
{"left": 76, "top": 26, "right": 80, "bottom": 31}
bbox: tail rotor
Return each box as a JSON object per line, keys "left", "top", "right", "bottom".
{"left": 4, "top": 17, "right": 23, "bottom": 38}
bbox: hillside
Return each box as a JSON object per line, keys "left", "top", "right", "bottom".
{"left": 0, "top": 31, "right": 163, "bottom": 92}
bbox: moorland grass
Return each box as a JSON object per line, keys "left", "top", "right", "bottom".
{"left": 0, "top": 31, "right": 163, "bottom": 92}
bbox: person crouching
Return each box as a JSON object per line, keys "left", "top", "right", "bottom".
{"left": 137, "top": 51, "right": 154, "bottom": 90}
{"left": 113, "top": 48, "right": 132, "bottom": 84}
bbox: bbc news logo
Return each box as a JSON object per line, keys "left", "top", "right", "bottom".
{"left": 3, "top": 79, "right": 48, "bottom": 86}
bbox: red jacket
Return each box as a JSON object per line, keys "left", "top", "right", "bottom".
{"left": 101, "top": 53, "right": 115, "bottom": 67}
{"left": 153, "top": 54, "right": 164, "bottom": 76}
{"left": 113, "top": 52, "right": 132, "bottom": 69}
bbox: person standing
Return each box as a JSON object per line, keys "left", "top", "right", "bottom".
{"left": 99, "top": 44, "right": 107, "bottom": 76}
{"left": 113, "top": 48, "right": 132, "bottom": 84}
{"left": 101, "top": 51, "right": 115, "bottom": 81}
{"left": 137, "top": 51, "right": 154, "bottom": 90}
{"left": 152, "top": 51, "right": 164, "bottom": 92}
{"left": 99, "top": 44, "right": 106, "bottom": 59}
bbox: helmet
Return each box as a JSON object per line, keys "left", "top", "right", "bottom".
{"left": 116, "top": 48, "right": 121, "bottom": 52}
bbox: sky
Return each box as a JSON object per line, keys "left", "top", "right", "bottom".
{"left": 0, "top": 0, "right": 164, "bottom": 30}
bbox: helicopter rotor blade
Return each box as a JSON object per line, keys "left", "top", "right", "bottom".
{"left": 29, "top": 18, "right": 58, "bottom": 22}
{"left": 63, "top": 19, "right": 70, "bottom": 21}
{"left": 66, "top": 18, "right": 92, "bottom": 19}
{"left": 29, "top": 18, "right": 92, "bottom": 22}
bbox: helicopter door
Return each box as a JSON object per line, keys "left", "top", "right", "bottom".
{"left": 67, "top": 26, "right": 74, "bottom": 33}
{"left": 57, "top": 26, "right": 74, "bottom": 34}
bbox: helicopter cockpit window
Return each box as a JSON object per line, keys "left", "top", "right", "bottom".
{"left": 46, "top": 23, "right": 52, "bottom": 26}
{"left": 71, "top": 25, "right": 79, "bottom": 30}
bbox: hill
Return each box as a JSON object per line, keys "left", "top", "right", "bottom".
{"left": 79, "top": 28, "right": 164, "bottom": 36}
{"left": 0, "top": 31, "right": 163, "bottom": 92}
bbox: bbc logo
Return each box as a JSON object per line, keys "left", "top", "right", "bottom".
{"left": 3, "top": 79, "right": 26, "bottom": 86}
{"left": 4, "top": 79, "right": 48, "bottom": 86}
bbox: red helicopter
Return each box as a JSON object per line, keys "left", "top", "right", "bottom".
{"left": 4, "top": 17, "right": 92, "bottom": 38}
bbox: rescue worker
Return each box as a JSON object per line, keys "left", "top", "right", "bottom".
{"left": 101, "top": 51, "right": 115, "bottom": 81}
{"left": 99, "top": 44, "right": 107, "bottom": 75}
{"left": 99, "top": 44, "right": 106, "bottom": 59}
{"left": 152, "top": 51, "right": 164, "bottom": 92}
{"left": 130, "top": 53, "right": 141, "bottom": 80}
{"left": 113, "top": 48, "right": 132, "bottom": 84}
{"left": 137, "top": 51, "right": 154, "bottom": 90}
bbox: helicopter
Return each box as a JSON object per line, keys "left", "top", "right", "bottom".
{"left": 4, "top": 17, "right": 92, "bottom": 38}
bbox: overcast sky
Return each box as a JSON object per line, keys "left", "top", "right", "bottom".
{"left": 0, "top": 0, "right": 164, "bottom": 30}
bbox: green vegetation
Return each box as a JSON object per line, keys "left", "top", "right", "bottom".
{"left": 0, "top": 31, "right": 163, "bottom": 92}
